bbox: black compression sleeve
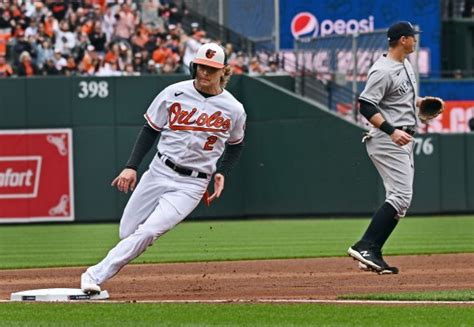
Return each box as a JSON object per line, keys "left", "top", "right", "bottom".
{"left": 125, "top": 123, "right": 160, "bottom": 170}
{"left": 359, "top": 99, "right": 379, "bottom": 121}
{"left": 216, "top": 142, "right": 244, "bottom": 177}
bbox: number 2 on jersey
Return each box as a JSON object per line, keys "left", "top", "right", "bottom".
{"left": 204, "top": 136, "right": 218, "bottom": 151}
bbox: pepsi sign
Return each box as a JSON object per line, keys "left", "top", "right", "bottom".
{"left": 291, "top": 12, "right": 375, "bottom": 41}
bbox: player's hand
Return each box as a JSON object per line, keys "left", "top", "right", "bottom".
{"left": 207, "top": 173, "right": 225, "bottom": 203}
{"left": 390, "top": 129, "right": 412, "bottom": 146}
{"left": 111, "top": 168, "right": 137, "bottom": 194}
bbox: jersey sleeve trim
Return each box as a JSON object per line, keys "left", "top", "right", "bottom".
{"left": 228, "top": 136, "right": 244, "bottom": 145}
{"left": 358, "top": 96, "right": 378, "bottom": 107}
{"left": 144, "top": 113, "right": 163, "bottom": 132}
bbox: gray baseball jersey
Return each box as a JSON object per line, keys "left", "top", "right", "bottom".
{"left": 359, "top": 55, "right": 418, "bottom": 127}
{"left": 359, "top": 54, "right": 419, "bottom": 218}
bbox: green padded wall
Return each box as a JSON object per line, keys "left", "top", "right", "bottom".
{"left": 1, "top": 75, "right": 473, "bottom": 221}
{"left": 0, "top": 79, "right": 27, "bottom": 128}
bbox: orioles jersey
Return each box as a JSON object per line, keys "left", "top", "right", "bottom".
{"left": 144, "top": 80, "right": 246, "bottom": 175}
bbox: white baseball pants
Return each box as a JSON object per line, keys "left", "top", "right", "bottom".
{"left": 87, "top": 157, "right": 209, "bottom": 285}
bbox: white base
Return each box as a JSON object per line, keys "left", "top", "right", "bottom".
{"left": 10, "top": 288, "right": 109, "bottom": 302}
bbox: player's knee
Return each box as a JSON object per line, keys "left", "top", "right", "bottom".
{"left": 396, "top": 191, "right": 413, "bottom": 212}
{"left": 119, "top": 226, "right": 133, "bottom": 240}
{"left": 135, "top": 229, "right": 157, "bottom": 246}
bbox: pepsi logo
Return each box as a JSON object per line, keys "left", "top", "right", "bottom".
{"left": 291, "top": 12, "right": 319, "bottom": 41}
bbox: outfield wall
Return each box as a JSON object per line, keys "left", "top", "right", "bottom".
{"left": 0, "top": 75, "right": 472, "bottom": 222}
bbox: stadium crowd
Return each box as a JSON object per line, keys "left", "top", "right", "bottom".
{"left": 0, "top": 0, "right": 284, "bottom": 78}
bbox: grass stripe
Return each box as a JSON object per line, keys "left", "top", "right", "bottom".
{"left": 339, "top": 290, "right": 474, "bottom": 301}
{"left": 0, "top": 302, "right": 473, "bottom": 327}
{"left": 0, "top": 216, "right": 473, "bottom": 269}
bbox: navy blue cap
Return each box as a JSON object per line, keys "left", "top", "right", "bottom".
{"left": 387, "top": 21, "right": 420, "bottom": 41}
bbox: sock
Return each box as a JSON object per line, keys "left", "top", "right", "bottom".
{"left": 361, "top": 202, "right": 399, "bottom": 248}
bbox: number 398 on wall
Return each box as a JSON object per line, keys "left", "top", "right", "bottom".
{"left": 78, "top": 81, "right": 109, "bottom": 99}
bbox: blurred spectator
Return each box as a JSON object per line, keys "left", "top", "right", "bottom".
{"left": 190, "top": 22, "right": 200, "bottom": 35}
{"left": 152, "top": 37, "right": 176, "bottom": 65}
{"left": 54, "top": 20, "right": 75, "bottom": 55}
{"left": 144, "top": 59, "right": 159, "bottom": 74}
{"left": 89, "top": 21, "right": 107, "bottom": 54}
{"left": 42, "top": 58, "right": 61, "bottom": 75}
{"left": 102, "top": 7, "right": 116, "bottom": 43}
{"left": 266, "top": 59, "right": 286, "bottom": 75}
{"left": 248, "top": 57, "right": 265, "bottom": 76}
{"left": 17, "top": 51, "right": 38, "bottom": 76}
{"left": 130, "top": 23, "right": 149, "bottom": 53}
{"left": 25, "top": 17, "right": 39, "bottom": 39}
{"left": 165, "top": 0, "right": 185, "bottom": 25}
{"left": 36, "top": 39, "right": 54, "bottom": 69}
{"left": 225, "top": 43, "right": 237, "bottom": 63}
{"left": 64, "top": 54, "right": 77, "bottom": 76}
{"left": 117, "top": 41, "right": 132, "bottom": 70}
{"left": 79, "top": 44, "right": 100, "bottom": 75}
{"left": 0, "top": 54, "right": 13, "bottom": 77}
{"left": 27, "top": 2, "right": 48, "bottom": 20}
{"left": 182, "top": 30, "right": 204, "bottom": 67}
{"left": 104, "top": 42, "right": 119, "bottom": 63}
{"left": 453, "top": 69, "right": 463, "bottom": 79}
{"left": 43, "top": 13, "right": 58, "bottom": 39}
{"left": 114, "top": 3, "right": 135, "bottom": 41}
{"left": 231, "top": 52, "right": 248, "bottom": 74}
{"left": 12, "top": 30, "right": 34, "bottom": 65}
{"left": 142, "top": 0, "right": 162, "bottom": 30}
{"left": 132, "top": 52, "right": 146, "bottom": 74}
{"left": 97, "top": 59, "right": 122, "bottom": 76}
{"left": 161, "top": 56, "right": 177, "bottom": 74}
{"left": 123, "top": 62, "right": 139, "bottom": 76}
{"left": 72, "top": 31, "right": 90, "bottom": 59}
{"left": 52, "top": 48, "right": 67, "bottom": 72}
{"left": 469, "top": 118, "right": 474, "bottom": 132}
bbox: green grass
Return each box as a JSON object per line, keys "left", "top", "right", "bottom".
{"left": 340, "top": 290, "right": 474, "bottom": 301}
{"left": 0, "top": 303, "right": 473, "bottom": 327}
{"left": 0, "top": 216, "right": 473, "bottom": 269}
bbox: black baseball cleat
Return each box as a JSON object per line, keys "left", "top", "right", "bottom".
{"left": 358, "top": 262, "right": 399, "bottom": 275}
{"left": 347, "top": 241, "right": 399, "bottom": 274}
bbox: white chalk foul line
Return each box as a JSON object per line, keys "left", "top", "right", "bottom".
{"left": 1, "top": 299, "right": 473, "bottom": 305}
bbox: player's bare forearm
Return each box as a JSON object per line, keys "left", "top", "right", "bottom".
{"left": 368, "top": 113, "right": 385, "bottom": 128}
{"left": 369, "top": 113, "right": 412, "bottom": 146}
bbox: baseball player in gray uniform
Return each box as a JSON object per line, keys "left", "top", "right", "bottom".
{"left": 81, "top": 42, "right": 246, "bottom": 293}
{"left": 347, "top": 22, "right": 423, "bottom": 274}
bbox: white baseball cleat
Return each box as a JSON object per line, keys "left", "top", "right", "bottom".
{"left": 81, "top": 272, "right": 101, "bottom": 294}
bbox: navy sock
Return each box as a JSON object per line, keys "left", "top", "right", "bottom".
{"left": 361, "top": 202, "right": 399, "bottom": 248}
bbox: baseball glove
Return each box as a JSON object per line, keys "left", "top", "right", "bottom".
{"left": 418, "top": 96, "right": 445, "bottom": 122}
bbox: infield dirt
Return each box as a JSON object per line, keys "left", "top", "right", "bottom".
{"left": 1, "top": 253, "right": 472, "bottom": 301}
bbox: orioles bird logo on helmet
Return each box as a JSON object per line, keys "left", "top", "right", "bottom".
{"left": 205, "top": 49, "right": 216, "bottom": 59}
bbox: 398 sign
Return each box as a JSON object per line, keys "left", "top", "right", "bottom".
{"left": 77, "top": 81, "right": 109, "bottom": 99}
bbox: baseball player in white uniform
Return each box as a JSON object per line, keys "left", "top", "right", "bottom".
{"left": 348, "top": 22, "right": 424, "bottom": 274}
{"left": 81, "top": 42, "right": 246, "bottom": 293}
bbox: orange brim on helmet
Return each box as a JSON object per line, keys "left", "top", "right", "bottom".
{"left": 193, "top": 58, "right": 225, "bottom": 69}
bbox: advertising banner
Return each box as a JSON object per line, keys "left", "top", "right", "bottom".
{"left": 424, "top": 101, "right": 474, "bottom": 133}
{"left": 0, "top": 129, "right": 74, "bottom": 223}
{"left": 280, "top": 0, "right": 441, "bottom": 75}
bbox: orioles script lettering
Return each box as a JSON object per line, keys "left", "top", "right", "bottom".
{"left": 169, "top": 102, "right": 231, "bottom": 132}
